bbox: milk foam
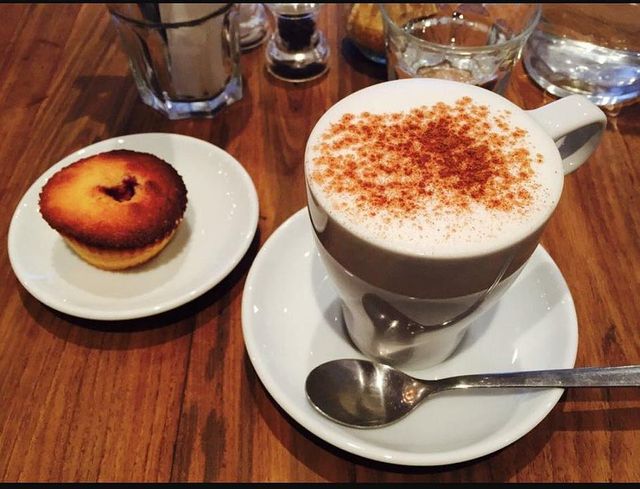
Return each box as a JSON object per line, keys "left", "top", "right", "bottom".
{"left": 305, "top": 79, "right": 564, "bottom": 258}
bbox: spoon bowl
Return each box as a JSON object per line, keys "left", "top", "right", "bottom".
{"left": 305, "top": 358, "right": 640, "bottom": 428}
{"left": 305, "top": 357, "right": 430, "bottom": 428}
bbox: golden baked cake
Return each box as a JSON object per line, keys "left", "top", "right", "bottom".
{"left": 39, "top": 149, "right": 188, "bottom": 270}
{"left": 347, "top": 3, "right": 386, "bottom": 56}
{"left": 346, "top": 4, "right": 439, "bottom": 59}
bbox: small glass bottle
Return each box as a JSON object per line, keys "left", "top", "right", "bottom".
{"left": 265, "top": 3, "right": 330, "bottom": 83}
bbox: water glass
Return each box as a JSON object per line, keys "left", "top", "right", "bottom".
{"left": 108, "top": 3, "right": 242, "bottom": 120}
{"left": 523, "top": 4, "right": 640, "bottom": 107}
{"left": 381, "top": 3, "right": 541, "bottom": 94}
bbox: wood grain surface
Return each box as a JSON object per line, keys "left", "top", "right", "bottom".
{"left": 1, "top": 4, "right": 639, "bottom": 482}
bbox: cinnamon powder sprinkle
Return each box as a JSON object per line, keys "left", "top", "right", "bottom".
{"left": 311, "top": 97, "right": 540, "bottom": 219}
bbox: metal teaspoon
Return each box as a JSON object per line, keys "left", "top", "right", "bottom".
{"left": 305, "top": 358, "right": 640, "bottom": 429}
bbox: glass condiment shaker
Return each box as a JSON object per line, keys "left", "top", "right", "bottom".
{"left": 265, "top": 3, "right": 330, "bottom": 82}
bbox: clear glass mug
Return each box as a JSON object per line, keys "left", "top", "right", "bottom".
{"left": 381, "top": 3, "right": 541, "bottom": 94}
{"left": 108, "top": 3, "right": 242, "bottom": 120}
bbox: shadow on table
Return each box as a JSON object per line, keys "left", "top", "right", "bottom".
{"left": 613, "top": 102, "right": 640, "bottom": 135}
{"left": 553, "top": 387, "right": 640, "bottom": 431}
{"left": 64, "top": 75, "right": 143, "bottom": 131}
{"left": 340, "top": 38, "right": 387, "bottom": 82}
{"left": 63, "top": 74, "right": 255, "bottom": 151}
{"left": 21, "top": 229, "right": 261, "bottom": 350}
{"left": 245, "top": 359, "right": 640, "bottom": 481}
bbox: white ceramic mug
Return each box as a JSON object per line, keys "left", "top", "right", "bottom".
{"left": 305, "top": 79, "right": 605, "bottom": 369}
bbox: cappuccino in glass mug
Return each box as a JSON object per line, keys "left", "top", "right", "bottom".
{"left": 305, "top": 79, "right": 605, "bottom": 369}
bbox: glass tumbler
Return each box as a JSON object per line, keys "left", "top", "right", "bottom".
{"left": 108, "top": 3, "right": 242, "bottom": 120}
{"left": 523, "top": 4, "right": 640, "bottom": 107}
{"left": 381, "top": 3, "right": 541, "bottom": 94}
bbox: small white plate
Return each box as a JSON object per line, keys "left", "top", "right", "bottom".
{"left": 242, "top": 208, "right": 578, "bottom": 466}
{"left": 8, "top": 133, "right": 259, "bottom": 321}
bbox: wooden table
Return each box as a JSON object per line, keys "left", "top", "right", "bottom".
{"left": 1, "top": 4, "right": 639, "bottom": 483}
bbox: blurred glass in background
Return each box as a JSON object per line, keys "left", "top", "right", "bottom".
{"left": 380, "top": 3, "right": 541, "bottom": 94}
{"left": 524, "top": 4, "right": 640, "bottom": 107}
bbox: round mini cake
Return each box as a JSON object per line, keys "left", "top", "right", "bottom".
{"left": 39, "top": 149, "right": 188, "bottom": 270}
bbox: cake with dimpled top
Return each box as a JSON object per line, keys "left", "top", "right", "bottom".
{"left": 38, "top": 149, "right": 188, "bottom": 270}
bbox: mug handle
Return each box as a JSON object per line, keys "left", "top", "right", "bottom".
{"left": 526, "top": 95, "right": 607, "bottom": 175}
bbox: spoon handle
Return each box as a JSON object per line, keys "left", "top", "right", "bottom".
{"left": 443, "top": 365, "right": 640, "bottom": 390}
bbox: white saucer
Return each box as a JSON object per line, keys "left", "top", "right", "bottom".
{"left": 8, "top": 133, "right": 259, "bottom": 321}
{"left": 241, "top": 208, "right": 578, "bottom": 466}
